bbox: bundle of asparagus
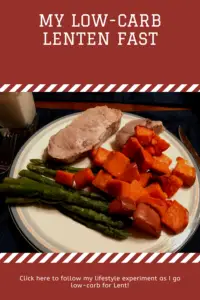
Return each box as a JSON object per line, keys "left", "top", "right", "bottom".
{"left": 0, "top": 158, "right": 132, "bottom": 240}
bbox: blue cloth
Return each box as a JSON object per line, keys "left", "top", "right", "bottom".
{"left": 0, "top": 108, "right": 200, "bottom": 252}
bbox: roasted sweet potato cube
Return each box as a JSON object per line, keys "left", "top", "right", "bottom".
{"left": 151, "top": 135, "right": 170, "bottom": 155}
{"left": 138, "top": 172, "right": 152, "bottom": 187}
{"left": 151, "top": 158, "right": 171, "bottom": 175}
{"left": 145, "top": 182, "right": 167, "bottom": 200}
{"left": 135, "top": 125, "right": 155, "bottom": 146}
{"left": 106, "top": 179, "right": 129, "bottom": 197}
{"left": 107, "top": 179, "right": 147, "bottom": 205}
{"left": 172, "top": 157, "right": 196, "bottom": 187}
{"left": 122, "top": 137, "right": 142, "bottom": 159}
{"left": 55, "top": 171, "right": 74, "bottom": 187}
{"left": 159, "top": 174, "right": 183, "bottom": 198}
{"left": 109, "top": 199, "right": 134, "bottom": 216}
{"left": 135, "top": 148, "right": 154, "bottom": 172}
{"left": 92, "top": 170, "right": 112, "bottom": 192}
{"left": 74, "top": 168, "right": 95, "bottom": 189}
{"left": 154, "top": 153, "right": 172, "bottom": 166}
{"left": 145, "top": 146, "right": 156, "bottom": 156}
{"left": 93, "top": 147, "right": 110, "bottom": 167}
{"left": 90, "top": 148, "right": 98, "bottom": 159}
{"left": 133, "top": 203, "right": 161, "bottom": 238}
{"left": 162, "top": 200, "right": 189, "bottom": 234}
{"left": 103, "top": 151, "right": 130, "bottom": 178}
{"left": 119, "top": 162, "right": 140, "bottom": 183}
{"left": 137, "top": 195, "right": 169, "bottom": 218}
{"left": 166, "top": 200, "right": 174, "bottom": 207}
{"left": 130, "top": 180, "right": 149, "bottom": 200}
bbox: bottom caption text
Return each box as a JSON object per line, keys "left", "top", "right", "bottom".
{"left": 19, "top": 275, "right": 182, "bottom": 288}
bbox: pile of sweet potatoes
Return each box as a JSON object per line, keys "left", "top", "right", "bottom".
{"left": 90, "top": 125, "right": 196, "bottom": 238}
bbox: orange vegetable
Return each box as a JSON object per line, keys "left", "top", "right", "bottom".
{"left": 137, "top": 195, "right": 168, "bottom": 218}
{"left": 151, "top": 135, "right": 170, "bottom": 155}
{"left": 109, "top": 199, "right": 134, "bottom": 216}
{"left": 135, "top": 148, "right": 154, "bottom": 172}
{"left": 106, "top": 179, "right": 130, "bottom": 197}
{"left": 161, "top": 200, "right": 189, "bottom": 234}
{"left": 166, "top": 200, "right": 174, "bottom": 207}
{"left": 172, "top": 157, "right": 196, "bottom": 187}
{"left": 90, "top": 148, "right": 98, "bottom": 159}
{"left": 154, "top": 153, "right": 172, "bottom": 166}
{"left": 119, "top": 162, "right": 140, "bottom": 183}
{"left": 55, "top": 170, "right": 74, "bottom": 187}
{"left": 122, "top": 137, "right": 142, "bottom": 159}
{"left": 93, "top": 147, "right": 110, "bottom": 167}
{"left": 107, "top": 179, "right": 148, "bottom": 204}
{"left": 92, "top": 170, "right": 112, "bottom": 192}
{"left": 145, "top": 182, "right": 167, "bottom": 200}
{"left": 159, "top": 174, "right": 183, "bottom": 198}
{"left": 145, "top": 146, "right": 156, "bottom": 156}
{"left": 151, "top": 158, "right": 171, "bottom": 175}
{"left": 133, "top": 203, "right": 161, "bottom": 238}
{"left": 135, "top": 125, "right": 154, "bottom": 146}
{"left": 130, "top": 180, "right": 149, "bottom": 199}
{"left": 103, "top": 151, "right": 130, "bottom": 178}
{"left": 74, "top": 168, "right": 95, "bottom": 189}
{"left": 138, "top": 172, "right": 152, "bottom": 187}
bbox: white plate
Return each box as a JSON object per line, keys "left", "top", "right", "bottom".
{"left": 9, "top": 112, "right": 200, "bottom": 253}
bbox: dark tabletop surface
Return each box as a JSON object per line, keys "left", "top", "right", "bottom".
{"left": 1, "top": 107, "right": 200, "bottom": 253}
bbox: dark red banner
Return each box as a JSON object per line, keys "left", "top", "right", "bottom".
{"left": 0, "top": 261, "right": 198, "bottom": 300}
{"left": 1, "top": 0, "right": 200, "bottom": 84}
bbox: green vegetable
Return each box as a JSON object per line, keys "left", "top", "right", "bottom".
{"left": 4, "top": 177, "right": 37, "bottom": 185}
{"left": 5, "top": 197, "right": 62, "bottom": 205}
{"left": 27, "top": 163, "right": 57, "bottom": 177}
{"left": 74, "top": 190, "right": 109, "bottom": 202}
{"left": 30, "top": 159, "right": 84, "bottom": 173}
{"left": 29, "top": 159, "right": 100, "bottom": 174}
{"left": 60, "top": 204, "right": 125, "bottom": 229}
{"left": 19, "top": 170, "right": 62, "bottom": 188}
{"left": 0, "top": 184, "right": 109, "bottom": 213}
{"left": 29, "top": 159, "right": 46, "bottom": 166}
{"left": 60, "top": 211, "right": 129, "bottom": 240}
{"left": 3, "top": 177, "right": 52, "bottom": 190}
{"left": 5, "top": 197, "right": 39, "bottom": 205}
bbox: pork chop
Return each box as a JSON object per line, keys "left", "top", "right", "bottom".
{"left": 115, "top": 118, "right": 164, "bottom": 148}
{"left": 47, "top": 106, "right": 122, "bottom": 163}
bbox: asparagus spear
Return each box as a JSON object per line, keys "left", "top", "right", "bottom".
{"left": 5, "top": 197, "right": 62, "bottom": 205}
{"left": 74, "top": 189, "right": 109, "bottom": 202}
{"left": 0, "top": 184, "right": 109, "bottom": 213}
{"left": 61, "top": 211, "right": 129, "bottom": 240}
{"left": 30, "top": 159, "right": 84, "bottom": 173}
{"left": 4, "top": 177, "right": 37, "bottom": 185}
{"left": 6, "top": 197, "right": 39, "bottom": 205}
{"left": 60, "top": 204, "right": 125, "bottom": 229}
{"left": 29, "top": 159, "right": 100, "bottom": 174}
{"left": 27, "top": 163, "right": 57, "bottom": 177}
{"left": 19, "top": 170, "right": 63, "bottom": 188}
{"left": 3, "top": 177, "right": 53, "bottom": 190}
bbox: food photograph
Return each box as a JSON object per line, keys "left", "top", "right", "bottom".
{"left": 0, "top": 92, "right": 199, "bottom": 253}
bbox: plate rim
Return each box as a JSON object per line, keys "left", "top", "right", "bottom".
{"left": 9, "top": 112, "right": 200, "bottom": 253}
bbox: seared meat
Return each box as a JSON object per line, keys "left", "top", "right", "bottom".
{"left": 47, "top": 106, "right": 122, "bottom": 163}
{"left": 133, "top": 203, "right": 161, "bottom": 238}
{"left": 115, "top": 119, "right": 164, "bottom": 148}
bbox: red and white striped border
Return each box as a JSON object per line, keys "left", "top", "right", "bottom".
{"left": 0, "top": 253, "right": 200, "bottom": 263}
{"left": 0, "top": 84, "right": 200, "bottom": 92}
